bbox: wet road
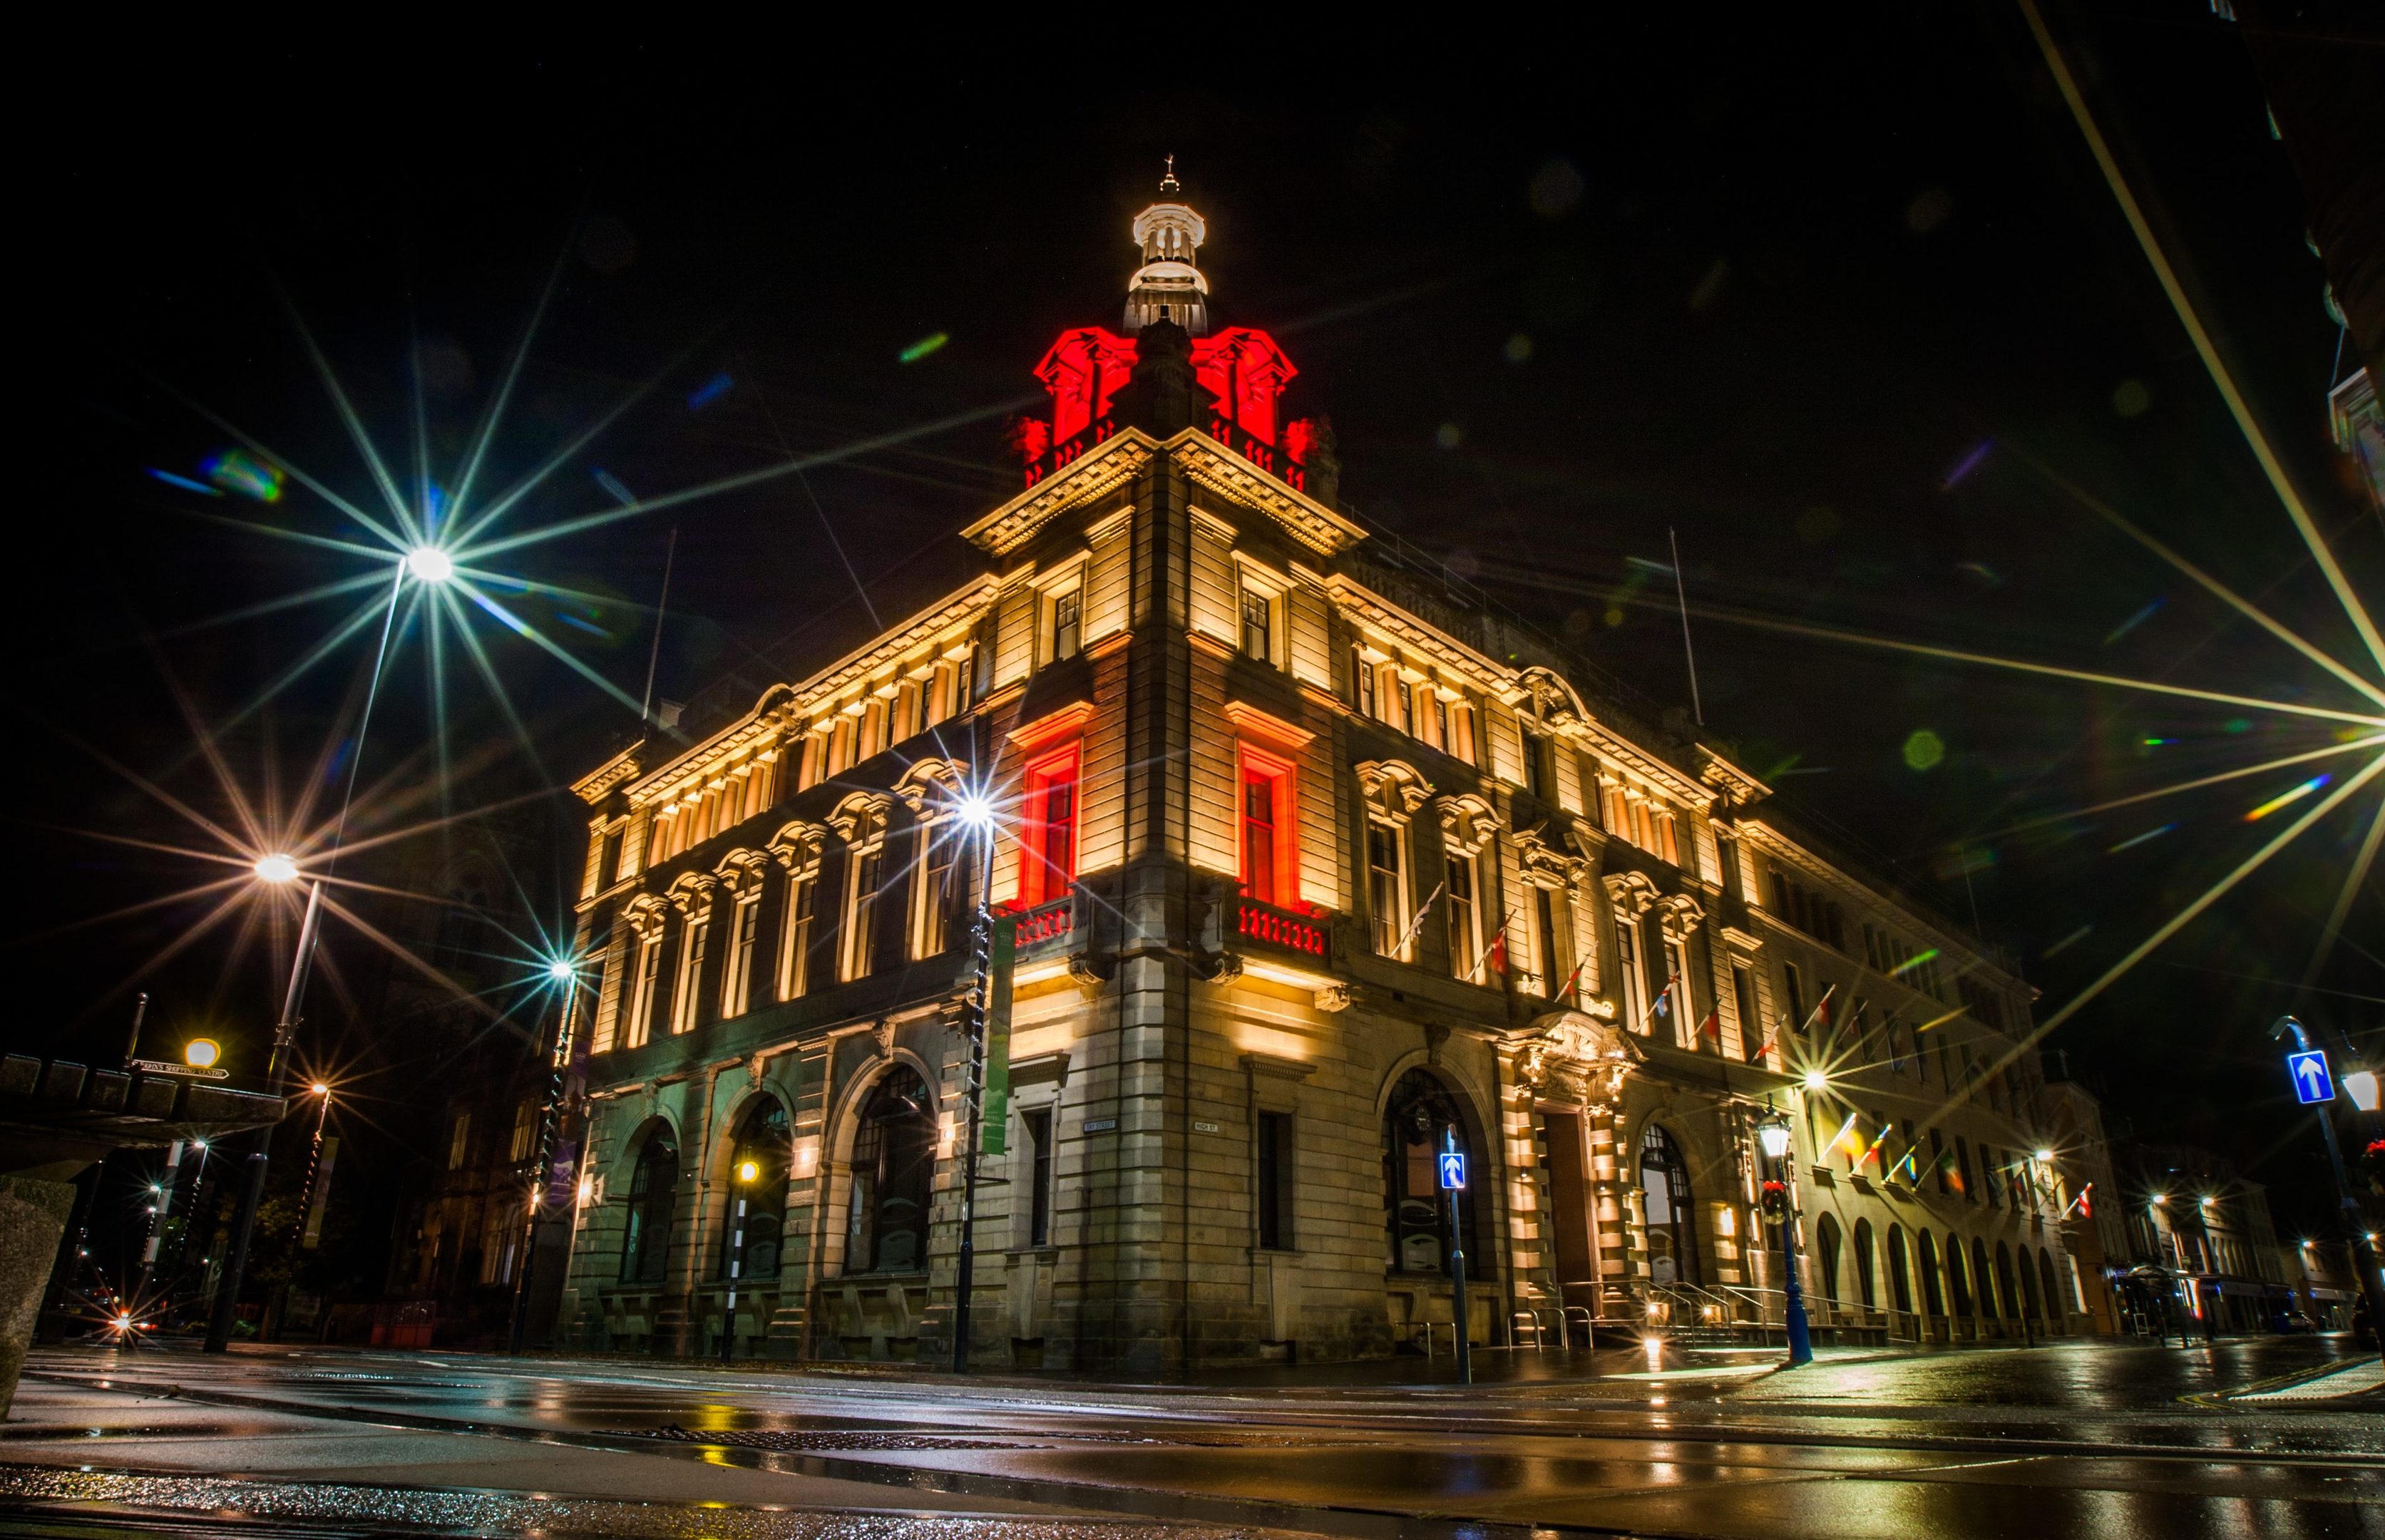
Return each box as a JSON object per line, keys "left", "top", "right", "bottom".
{"left": 5, "top": 1337, "right": 2379, "bottom": 1538}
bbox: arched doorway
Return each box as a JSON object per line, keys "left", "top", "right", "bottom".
{"left": 1638, "top": 1124, "right": 1701, "bottom": 1287}
{"left": 1971, "top": 1238, "right": 1997, "bottom": 1318}
{"left": 722, "top": 1097, "right": 791, "bottom": 1281}
{"left": 1888, "top": 1225, "right": 1913, "bottom": 1313}
{"left": 1383, "top": 1068, "right": 1479, "bottom": 1278}
{"left": 1815, "top": 1213, "right": 1843, "bottom": 1313}
{"left": 1995, "top": 1242, "right": 2019, "bottom": 1323}
{"left": 2018, "top": 1246, "right": 2041, "bottom": 1320}
{"left": 1918, "top": 1231, "right": 1944, "bottom": 1317}
{"left": 1947, "top": 1233, "right": 1973, "bottom": 1316}
{"left": 846, "top": 1067, "right": 935, "bottom": 1273}
{"left": 1854, "top": 1218, "right": 1878, "bottom": 1310}
{"left": 620, "top": 1123, "right": 679, "bottom": 1285}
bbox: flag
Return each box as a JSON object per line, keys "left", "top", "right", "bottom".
{"left": 1698, "top": 1007, "right": 1721, "bottom": 1040}
{"left": 1890, "top": 1146, "right": 1920, "bottom": 1185}
{"left": 1642, "top": 971, "right": 1682, "bottom": 1030}
{"left": 1800, "top": 982, "right": 1837, "bottom": 1034}
{"left": 1750, "top": 1017, "right": 1787, "bottom": 1063}
{"left": 1395, "top": 879, "right": 1447, "bottom": 958}
{"left": 1828, "top": 1110, "right": 1862, "bottom": 1159}
{"left": 1860, "top": 1124, "right": 1893, "bottom": 1167}
{"left": 1557, "top": 960, "right": 1587, "bottom": 1004}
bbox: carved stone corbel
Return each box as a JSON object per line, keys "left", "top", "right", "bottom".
{"left": 1656, "top": 892, "right": 1706, "bottom": 941}
{"left": 1313, "top": 982, "right": 1351, "bottom": 1013}
{"left": 1206, "top": 954, "right": 1246, "bottom": 987}
{"left": 1603, "top": 870, "right": 1660, "bottom": 917}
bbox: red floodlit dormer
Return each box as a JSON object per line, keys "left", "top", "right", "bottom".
{"left": 1017, "top": 165, "right": 1328, "bottom": 499}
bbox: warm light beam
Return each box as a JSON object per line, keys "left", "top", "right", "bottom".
{"left": 1977, "top": 734, "right": 2385, "bottom": 841}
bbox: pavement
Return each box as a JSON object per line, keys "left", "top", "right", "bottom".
{"left": 2, "top": 1335, "right": 2379, "bottom": 1538}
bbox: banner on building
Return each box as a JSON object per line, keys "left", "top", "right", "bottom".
{"left": 545, "top": 1139, "right": 579, "bottom": 1211}
{"left": 300, "top": 1136, "right": 339, "bottom": 1248}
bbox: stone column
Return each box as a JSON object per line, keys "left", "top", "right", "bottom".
{"left": 1, "top": 1176, "right": 78, "bottom": 1417}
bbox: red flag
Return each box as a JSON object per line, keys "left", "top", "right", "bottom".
{"left": 1698, "top": 1008, "right": 1720, "bottom": 1040}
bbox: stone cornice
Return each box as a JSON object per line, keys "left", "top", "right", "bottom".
{"left": 573, "top": 749, "right": 643, "bottom": 806}
{"left": 1169, "top": 431, "right": 1368, "bottom": 555}
{"left": 1322, "top": 577, "right": 1510, "bottom": 693}
{"left": 963, "top": 431, "right": 1156, "bottom": 555}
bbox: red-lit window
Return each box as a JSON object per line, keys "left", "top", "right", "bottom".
{"left": 1238, "top": 746, "right": 1298, "bottom": 907}
{"left": 1018, "top": 745, "right": 1080, "bottom": 908}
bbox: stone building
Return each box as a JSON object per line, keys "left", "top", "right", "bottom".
{"left": 552, "top": 175, "right": 2101, "bottom": 1370}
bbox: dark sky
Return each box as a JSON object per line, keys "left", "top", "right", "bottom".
{"left": 16, "top": 6, "right": 2382, "bottom": 1236}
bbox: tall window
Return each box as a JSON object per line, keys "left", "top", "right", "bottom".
{"left": 508, "top": 1099, "right": 536, "bottom": 1163}
{"left": 1641, "top": 1124, "right": 1701, "bottom": 1286}
{"left": 1520, "top": 729, "right": 1549, "bottom": 800}
{"left": 670, "top": 913, "right": 709, "bottom": 1035}
{"left": 1663, "top": 938, "right": 1692, "bottom": 1044}
{"left": 1781, "top": 961, "right": 1807, "bottom": 1035}
{"left": 1534, "top": 888, "right": 1566, "bottom": 1000}
{"left": 721, "top": 892, "right": 761, "bottom": 1019}
{"left": 1354, "top": 649, "right": 1375, "bottom": 717}
{"left": 1241, "top": 771, "right": 1278, "bottom": 903}
{"left": 1732, "top": 965, "right": 1758, "bottom": 1061}
{"left": 912, "top": 820, "right": 960, "bottom": 958}
{"left": 627, "top": 933, "right": 663, "bottom": 1049}
{"left": 776, "top": 871, "right": 814, "bottom": 1001}
{"left": 1018, "top": 745, "right": 1079, "bottom": 908}
{"left": 846, "top": 1069, "right": 933, "bottom": 1273}
{"left": 841, "top": 843, "right": 882, "bottom": 982}
{"left": 448, "top": 1112, "right": 471, "bottom": 1169}
{"left": 1445, "top": 851, "right": 1481, "bottom": 981}
{"left": 1366, "top": 822, "right": 1408, "bottom": 958}
{"left": 722, "top": 1099, "right": 790, "bottom": 1281}
{"left": 1383, "top": 1069, "right": 1475, "bottom": 1275}
{"left": 620, "top": 1128, "right": 679, "bottom": 1285}
{"left": 1049, "top": 588, "right": 1082, "bottom": 663}
{"left": 1241, "top": 587, "right": 1272, "bottom": 661}
{"left": 1021, "top": 1107, "right": 1053, "bottom": 1248}
{"left": 1395, "top": 678, "right": 1415, "bottom": 735}
{"left": 1257, "top": 1111, "right": 1293, "bottom": 1251}
{"left": 1614, "top": 915, "right": 1648, "bottom": 1028}
{"left": 1432, "top": 696, "right": 1451, "bottom": 754}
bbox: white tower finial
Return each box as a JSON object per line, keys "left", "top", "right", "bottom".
{"left": 1124, "top": 160, "right": 1207, "bottom": 334}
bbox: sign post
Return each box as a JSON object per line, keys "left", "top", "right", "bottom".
{"left": 1440, "top": 1131, "right": 1471, "bottom": 1386}
{"left": 2272, "top": 1018, "right": 2385, "bottom": 1370}
{"left": 2287, "top": 1049, "right": 2335, "bottom": 1106}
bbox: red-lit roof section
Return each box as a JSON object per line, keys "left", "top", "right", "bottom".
{"left": 1192, "top": 328, "right": 1296, "bottom": 447}
{"left": 1033, "top": 327, "right": 1137, "bottom": 446}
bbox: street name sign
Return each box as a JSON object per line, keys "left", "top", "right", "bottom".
{"left": 1438, "top": 1150, "right": 1467, "bottom": 1190}
{"left": 128, "top": 1058, "right": 228, "bottom": 1080}
{"left": 2286, "top": 1049, "right": 2334, "bottom": 1105}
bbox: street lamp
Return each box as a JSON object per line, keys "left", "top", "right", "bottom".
{"left": 950, "top": 783, "right": 1003, "bottom": 1374}
{"left": 404, "top": 546, "right": 454, "bottom": 585}
{"left": 183, "top": 1038, "right": 221, "bottom": 1070}
{"left": 2346, "top": 1070, "right": 2381, "bottom": 1114}
{"left": 1755, "top": 1097, "right": 1814, "bottom": 1367}
{"left": 205, "top": 863, "right": 324, "bottom": 1353}
{"left": 2269, "top": 1016, "right": 2385, "bottom": 1368}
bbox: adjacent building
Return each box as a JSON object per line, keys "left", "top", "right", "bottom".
{"left": 551, "top": 175, "right": 2096, "bottom": 1370}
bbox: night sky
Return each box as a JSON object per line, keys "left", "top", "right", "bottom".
{"left": 17, "top": 6, "right": 2381, "bottom": 1247}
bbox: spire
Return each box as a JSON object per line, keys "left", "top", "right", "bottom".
{"left": 1124, "top": 158, "right": 1209, "bottom": 335}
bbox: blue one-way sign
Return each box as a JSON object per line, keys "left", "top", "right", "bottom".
{"left": 1438, "top": 1150, "right": 1467, "bottom": 1191}
{"left": 2287, "top": 1049, "right": 2334, "bottom": 1106}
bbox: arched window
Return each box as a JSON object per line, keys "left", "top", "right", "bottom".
{"left": 722, "top": 1098, "right": 791, "bottom": 1281}
{"left": 1854, "top": 1218, "right": 1878, "bottom": 1309}
{"left": 1947, "top": 1233, "right": 1974, "bottom": 1316}
{"left": 1383, "top": 1068, "right": 1478, "bottom": 1278}
{"left": 1995, "top": 1241, "right": 2019, "bottom": 1322}
{"left": 1971, "top": 1238, "right": 1996, "bottom": 1318}
{"left": 2038, "top": 1249, "right": 2066, "bottom": 1319}
{"left": 620, "top": 1125, "right": 679, "bottom": 1285}
{"left": 2017, "top": 1246, "right": 2041, "bottom": 1320}
{"left": 846, "top": 1068, "right": 935, "bottom": 1273}
{"left": 1918, "top": 1231, "right": 1944, "bottom": 1316}
{"left": 1887, "top": 1225, "right": 1912, "bottom": 1313}
{"left": 1638, "top": 1124, "right": 1701, "bottom": 1287}
{"left": 1815, "top": 1212, "right": 1843, "bottom": 1308}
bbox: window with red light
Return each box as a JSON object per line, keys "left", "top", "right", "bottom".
{"left": 1238, "top": 746, "right": 1298, "bottom": 907}
{"left": 1017, "top": 745, "right": 1079, "bottom": 908}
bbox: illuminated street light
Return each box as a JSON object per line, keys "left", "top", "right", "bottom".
{"left": 253, "top": 853, "right": 299, "bottom": 884}
{"left": 546, "top": 958, "right": 576, "bottom": 983}
{"left": 310, "top": 1082, "right": 330, "bottom": 1096}
{"left": 1800, "top": 1069, "right": 1828, "bottom": 1093}
{"left": 183, "top": 1038, "right": 220, "bottom": 1069}
{"left": 404, "top": 546, "right": 454, "bottom": 584}
{"left": 2346, "top": 1069, "right": 2380, "bottom": 1113}
{"left": 2033, "top": 1148, "right": 2056, "bottom": 1162}
{"left": 1754, "top": 1098, "right": 1812, "bottom": 1368}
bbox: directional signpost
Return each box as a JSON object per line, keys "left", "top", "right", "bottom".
{"left": 2287, "top": 1049, "right": 2334, "bottom": 1106}
{"left": 1438, "top": 1150, "right": 1467, "bottom": 1191}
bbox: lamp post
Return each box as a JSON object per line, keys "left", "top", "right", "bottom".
{"left": 950, "top": 790, "right": 1001, "bottom": 1374}
{"left": 508, "top": 960, "right": 580, "bottom": 1357}
{"left": 723, "top": 1158, "right": 756, "bottom": 1362}
{"left": 2270, "top": 1016, "right": 2385, "bottom": 1367}
{"left": 204, "top": 866, "right": 321, "bottom": 1352}
{"left": 1756, "top": 1097, "right": 1814, "bottom": 1367}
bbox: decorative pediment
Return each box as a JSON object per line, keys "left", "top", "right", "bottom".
{"left": 1354, "top": 759, "right": 1435, "bottom": 824}
{"left": 1514, "top": 1007, "right": 1641, "bottom": 1104}
{"left": 767, "top": 820, "right": 826, "bottom": 876}
{"left": 665, "top": 872, "right": 717, "bottom": 917}
{"left": 714, "top": 848, "right": 772, "bottom": 895}
{"left": 1604, "top": 870, "right": 1661, "bottom": 917}
{"left": 893, "top": 757, "right": 969, "bottom": 817}
{"left": 1656, "top": 892, "right": 1706, "bottom": 941}
{"left": 622, "top": 894, "right": 671, "bottom": 941}
{"left": 1516, "top": 665, "right": 1587, "bottom": 728}
{"left": 1514, "top": 826, "right": 1587, "bottom": 889}
{"left": 1436, "top": 795, "right": 1499, "bottom": 856}
{"left": 827, "top": 792, "right": 894, "bottom": 847}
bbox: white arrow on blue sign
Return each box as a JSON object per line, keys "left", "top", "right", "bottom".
{"left": 1438, "top": 1150, "right": 1467, "bottom": 1191}
{"left": 2287, "top": 1049, "right": 2334, "bottom": 1106}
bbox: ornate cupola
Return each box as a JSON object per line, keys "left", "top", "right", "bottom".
{"left": 1123, "top": 159, "right": 1209, "bottom": 335}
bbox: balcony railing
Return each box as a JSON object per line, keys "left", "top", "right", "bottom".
{"left": 1022, "top": 419, "right": 1117, "bottom": 488}
{"left": 1236, "top": 897, "right": 1330, "bottom": 963}
{"left": 1207, "top": 415, "right": 1308, "bottom": 493}
{"left": 1012, "top": 895, "right": 1074, "bottom": 956}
